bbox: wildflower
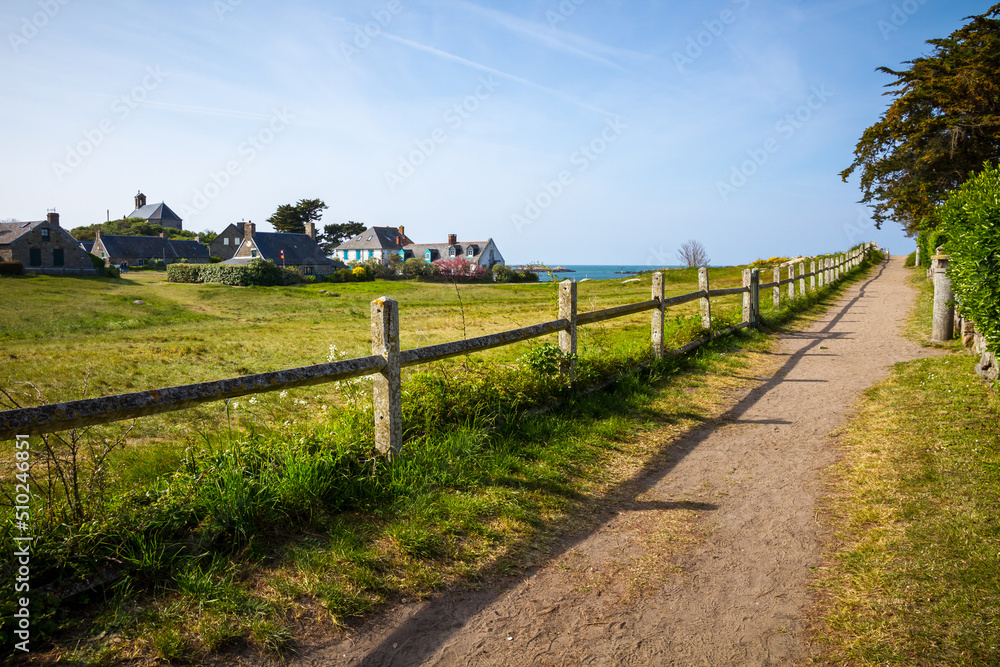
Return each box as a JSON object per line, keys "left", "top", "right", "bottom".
{"left": 249, "top": 396, "right": 258, "bottom": 405}
{"left": 279, "top": 390, "right": 288, "bottom": 399}
{"left": 231, "top": 401, "right": 240, "bottom": 409}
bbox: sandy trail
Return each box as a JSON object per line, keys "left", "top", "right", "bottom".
{"left": 292, "top": 256, "right": 932, "bottom": 666}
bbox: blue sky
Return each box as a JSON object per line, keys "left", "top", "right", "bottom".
{"left": 0, "top": 0, "right": 989, "bottom": 265}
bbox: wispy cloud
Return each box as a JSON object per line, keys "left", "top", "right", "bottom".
{"left": 91, "top": 97, "right": 277, "bottom": 121}
{"left": 381, "top": 32, "right": 620, "bottom": 117}
{"left": 445, "top": 0, "right": 641, "bottom": 71}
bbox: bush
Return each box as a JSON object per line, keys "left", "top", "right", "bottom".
{"left": 356, "top": 258, "right": 395, "bottom": 279}
{"left": 351, "top": 266, "right": 370, "bottom": 281}
{"left": 87, "top": 253, "right": 105, "bottom": 271}
{"left": 0, "top": 260, "right": 24, "bottom": 276}
{"left": 167, "top": 263, "right": 203, "bottom": 283}
{"left": 432, "top": 257, "right": 488, "bottom": 281}
{"left": 403, "top": 257, "right": 438, "bottom": 277}
{"left": 491, "top": 264, "right": 519, "bottom": 283}
{"left": 938, "top": 162, "right": 1000, "bottom": 352}
{"left": 518, "top": 269, "right": 539, "bottom": 282}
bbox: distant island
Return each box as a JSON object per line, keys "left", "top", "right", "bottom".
{"left": 511, "top": 265, "right": 574, "bottom": 272}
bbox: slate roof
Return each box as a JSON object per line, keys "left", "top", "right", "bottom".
{"left": 404, "top": 240, "right": 490, "bottom": 263}
{"left": 0, "top": 220, "right": 42, "bottom": 245}
{"left": 225, "top": 232, "right": 341, "bottom": 267}
{"left": 80, "top": 242, "right": 94, "bottom": 254}
{"left": 127, "top": 202, "right": 183, "bottom": 223}
{"left": 97, "top": 234, "right": 210, "bottom": 260}
{"left": 335, "top": 226, "right": 413, "bottom": 251}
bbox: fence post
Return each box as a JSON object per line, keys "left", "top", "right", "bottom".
{"left": 699, "top": 267, "right": 712, "bottom": 336}
{"left": 559, "top": 280, "right": 577, "bottom": 379}
{"left": 372, "top": 297, "right": 402, "bottom": 456}
{"left": 787, "top": 264, "right": 795, "bottom": 300}
{"left": 798, "top": 262, "right": 805, "bottom": 296}
{"left": 651, "top": 272, "right": 665, "bottom": 357}
{"left": 773, "top": 267, "right": 781, "bottom": 309}
{"left": 742, "top": 268, "right": 752, "bottom": 324}
{"left": 930, "top": 248, "right": 954, "bottom": 342}
{"left": 750, "top": 269, "right": 760, "bottom": 326}
{"left": 823, "top": 258, "right": 829, "bottom": 286}
{"left": 810, "top": 259, "right": 816, "bottom": 291}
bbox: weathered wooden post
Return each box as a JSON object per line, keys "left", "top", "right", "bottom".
{"left": 742, "top": 268, "right": 752, "bottom": 324}
{"left": 930, "top": 248, "right": 954, "bottom": 342}
{"left": 750, "top": 269, "right": 760, "bottom": 326}
{"left": 559, "top": 280, "right": 577, "bottom": 379}
{"left": 798, "top": 262, "right": 805, "bottom": 296}
{"left": 915, "top": 240, "right": 921, "bottom": 266}
{"left": 699, "top": 267, "right": 712, "bottom": 336}
{"left": 787, "top": 264, "right": 795, "bottom": 300}
{"left": 810, "top": 259, "right": 816, "bottom": 291}
{"left": 372, "top": 297, "right": 402, "bottom": 455}
{"left": 823, "top": 257, "right": 830, "bottom": 286}
{"left": 773, "top": 267, "right": 781, "bottom": 309}
{"left": 651, "top": 272, "right": 665, "bottom": 357}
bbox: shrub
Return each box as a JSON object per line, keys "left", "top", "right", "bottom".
{"left": 904, "top": 251, "right": 916, "bottom": 267}
{"left": 351, "top": 266, "right": 370, "bottom": 281}
{"left": 337, "top": 268, "right": 354, "bottom": 282}
{"left": 518, "top": 269, "right": 539, "bottom": 282}
{"left": 209, "top": 256, "right": 222, "bottom": 263}
{"left": 0, "top": 260, "right": 24, "bottom": 276}
{"left": 403, "top": 257, "right": 437, "bottom": 277}
{"left": 360, "top": 258, "right": 396, "bottom": 279}
{"left": 167, "top": 263, "right": 203, "bottom": 283}
{"left": 938, "top": 162, "right": 1000, "bottom": 352}
{"left": 432, "top": 257, "right": 488, "bottom": 281}
{"left": 491, "top": 263, "right": 519, "bottom": 283}
{"left": 87, "top": 253, "right": 105, "bottom": 271}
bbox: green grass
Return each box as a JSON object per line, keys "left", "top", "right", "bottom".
{"left": 810, "top": 265, "right": 1000, "bottom": 665}
{"left": 0, "top": 254, "right": 878, "bottom": 663}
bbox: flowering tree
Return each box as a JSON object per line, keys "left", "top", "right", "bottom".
{"left": 432, "top": 257, "right": 488, "bottom": 280}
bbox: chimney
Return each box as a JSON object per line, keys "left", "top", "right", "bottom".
{"left": 305, "top": 221, "right": 316, "bottom": 240}
{"left": 46, "top": 211, "right": 59, "bottom": 227}
{"left": 398, "top": 225, "right": 405, "bottom": 237}
{"left": 95, "top": 228, "right": 102, "bottom": 240}
{"left": 244, "top": 221, "right": 255, "bottom": 241}
{"left": 448, "top": 233, "right": 457, "bottom": 245}
{"left": 135, "top": 190, "right": 146, "bottom": 210}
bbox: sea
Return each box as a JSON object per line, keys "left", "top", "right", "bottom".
{"left": 528, "top": 264, "right": 682, "bottom": 282}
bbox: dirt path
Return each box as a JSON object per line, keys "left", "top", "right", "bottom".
{"left": 292, "top": 256, "right": 932, "bottom": 666}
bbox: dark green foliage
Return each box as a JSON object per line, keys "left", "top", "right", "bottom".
{"left": 403, "top": 257, "right": 438, "bottom": 277}
{"left": 166, "top": 259, "right": 302, "bottom": 286}
{"left": 938, "top": 162, "right": 1000, "bottom": 351}
{"left": 318, "top": 221, "right": 366, "bottom": 254}
{"left": 71, "top": 218, "right": 199, "bottom": 242}
{"left": 519, "top": 270, "right": 540, "bottom": 282}
{"left": 904, "top": 252, "right": 916, "bottom": 267}
{"left": 841, "top": 5, "right": 1000, "bottom": 231}
{"left": 0, "top": 260, "right": 24, "bottom": 276}
{"left": 87, "top": 253, "right": 105, "bottom": 271}
{"left": 267, "top": 198, "right": 327, "bottom": 234}
{"left": 491, "top": 264, "right": 539, "bottom": 283}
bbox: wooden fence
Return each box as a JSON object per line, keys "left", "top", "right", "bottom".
{"left": 0, "top": 244, "right": 877, "bottom": 452}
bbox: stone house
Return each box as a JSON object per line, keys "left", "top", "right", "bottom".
{"left": 222, "top": 221, "right": 343, "bottom": 276}
{"left": 126, "top": 191, "right": 183, "bottom": 230}
{"left": 90, "top": 230, "right": 211, "bottom": 267}
{"left": 0, "top": 212, "right": 98, "bottom": 275}
{"left": 334, "top": 226, "right": 413, "bottom": 265}
{"left": 208, "top": 222, "right": 252, "bottom": 260}
{"left": 402, "top": 234, "right": 504, "bottom": 268}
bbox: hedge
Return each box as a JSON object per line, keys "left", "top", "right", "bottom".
{"left": 167, "top": 259, "right": 301, "bottom": 286}
{"left": 938, "top": 162, "right": 1000, "bottom": 352}
{"left": 0, "top": 261, "right": 24, "bottom": 276}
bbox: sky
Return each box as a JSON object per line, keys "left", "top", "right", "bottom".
{"left": 0, "top": 0, "right": 990, "bottom": 265}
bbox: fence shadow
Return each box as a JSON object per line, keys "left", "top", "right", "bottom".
{"left": 293, "top": 261, "right": 886, "bottom": 666}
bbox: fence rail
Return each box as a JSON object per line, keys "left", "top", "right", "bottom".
{"left": 0, "top": 243, "right": 877, "bottom": 449}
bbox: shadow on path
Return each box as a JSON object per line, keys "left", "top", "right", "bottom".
{"left": 303, "top": 262, "right": 887, "bottom": 667}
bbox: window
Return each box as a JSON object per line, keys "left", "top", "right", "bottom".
{"left": 40, "top": 228, "right": 49, "bottom": 241}
{"left": 251, "top": 249, "right": 258, "bottom": 258}
{"left": 344, "top": 250, "right": 349, "bottom": 260}
{"left": 53, "top": 248, "right": 64, "bottom": 267}
{"left": 137, "top": 259, "right": 145, "bottom": 266}
{"left": 29, "top": 248, "right": 41, "bottom": 267}
{"left": 425, "top": 250, "right": 432, "bottom": 261}
{"left": 224, "top": 237, "right": 229, "bottom": 245}
{"left": 449, "top": 246, "right": 456, "bottom": 257}
{"left": 355, "top": 250, "right": 361, "bottom": 260}
{"left": 466, "top": 247, "right": 474, "bottom": 258}
{"left": 368, "top": 250, "right": 374, "bottom": 258}
{"left": 305, "top": 266, "right": 314, "bottom": 275}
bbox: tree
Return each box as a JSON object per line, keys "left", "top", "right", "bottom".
{"left": 677, "top": 239, "right": 710, "bottom": 267}
{"left": 199, "top": 230, "right": 219, "bottom": 245}
{"left": 267, "top": 198, "right": 327, "bottom": 234}
{"left": 317, "top": 221, "right": 366, "bottom": 254}
{"left": 841, "top": 5, "right": 1000, "bottom": 233}
{"left": 70, "top": 218, "right": 198, "bottom": 242}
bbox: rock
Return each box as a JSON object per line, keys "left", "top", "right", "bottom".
{"left": 975, "top": 349, "right": 998, "bottom": 382}
{"left": 318, "top": 290, "right": 328, "bottom": 294}
{"left": 132, "top": 300, "right": 145, "bottom": 305}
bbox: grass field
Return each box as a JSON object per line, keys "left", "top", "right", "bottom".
{"left": 810, "top": 268, "right": 1000, "bottom": 665}
{"left": 0, "top": 258, "right": 868, "bottom": 664}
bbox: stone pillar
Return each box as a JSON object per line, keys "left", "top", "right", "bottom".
{"left": 773, "top": 267, "right": 781, "bottom": 309}
{"left": 930, "top": 249, "right": 954, "bottom": 342}
{"left": 559, "top": 280, "right": 577, "bottom": 379}
{"left": 699, "top": 267, "right": 712, "bottom": 335}
{"left": 372, "top": 297, "right": 402, "bottom": 455}
{"left": 652, "top": 272, "right": 665, "bottom": 357}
